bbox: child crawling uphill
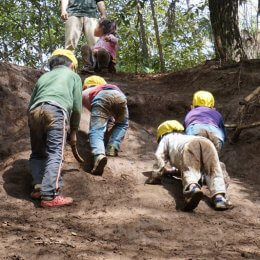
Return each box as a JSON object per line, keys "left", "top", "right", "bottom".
{"left": 184, "top": 90, "right": 227, "bottom": 153}
{"left": 82, "top": 76, "right": 129, "bottom": 175}
{"left": 146, "top": 120, "right": 232, "bottom": 211}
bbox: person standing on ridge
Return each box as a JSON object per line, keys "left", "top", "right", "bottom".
{"left": 60, "top": 0, "right": 106, "bottom": 51}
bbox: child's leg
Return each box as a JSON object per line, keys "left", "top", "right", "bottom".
{"left": 89, "top": 115, "right": 108, "bottom": 155}
{"left": 199, "top": 139, "right": 226, "bottom": 197}
{"left": 108, "top": 60, "right": 116, "bottom": 73}
{"left": 89, "top": 99, "right": 110, "bottom": 175}
{"left": 181, "top": 140, "right": 203, "bottom": 192}
{"left": 104, "top": 117, "right": 115, "bottom": 147}
{"left": 89, "top": 97, "right": 110, "bottom": 156}
{"left": 81, "top": 44, "right": 94, "bottom": 67}
{"left": 28, "top": 105, "right": 47, "bottom": 186}
{"left": 107, "top": 93, "right": 129, "bottom": 152}
{"left": 40, "top": 104, "right": 68, "bottom": 198}
{"left": 181, "top": 140, "right": 205, "bottom": 210}
{"left": 96, "top": 48, "right": 111, "bottom": 70}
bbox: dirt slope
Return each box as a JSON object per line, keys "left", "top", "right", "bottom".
{"left": 0, "top": 61, "right": 259, "bottom": 259}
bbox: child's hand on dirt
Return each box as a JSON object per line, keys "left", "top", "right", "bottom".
{"left": 145, "top": 171, "right": 162, "bottom": 185}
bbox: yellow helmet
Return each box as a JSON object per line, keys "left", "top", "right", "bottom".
{"left": 157, "top": 120, "right": 184, "bottom": 141}
{"left": 83, "top": 76, "right": 107, "bottom": 90}
{"left": 192, "top": 90, "right": 215, "bottom": 108}
{"left": 51, "top": 49, "right": 78, "bottom": 69}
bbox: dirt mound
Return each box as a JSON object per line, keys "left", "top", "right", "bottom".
{"left": 0, "top": 61, "right": 259, "bottom": 259}
{"left": 0, "top": 62, "right": 44, "bottom": 158}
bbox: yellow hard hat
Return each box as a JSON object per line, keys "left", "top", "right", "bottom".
{"left": 51, "top": 49, "right": 78, "bottom": 69}
{"left": 157, "top": 120, "right": 184, "bottom": 141}
{"left": 83, "top": 76, "right": 107, "bottom": 90}
{"left": 192, "top": 90, "right": 215, "bottom": 108}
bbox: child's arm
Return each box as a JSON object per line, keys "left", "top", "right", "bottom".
{"left": 155, "top": 137, "right": 169, "bottom": 171}
{"left": 61, "top": 0, "right": 69, "bottom": 20}
{"left": 105, "top": 34, "right": 118, "bottom": 44}
{"left": 28, "top": 83, "right": 38, "bottom": 112}
{"left": 96, "top": 0, "right": 106, "bottom": 19}
{"left": 145, "top": 137, "right": 169, "bottom": 184}
{"left": 70, "top": 76, "right": 82, "bottom": 131}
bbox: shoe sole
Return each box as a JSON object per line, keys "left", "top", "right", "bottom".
{"left": 41, "top": 200, "right": 73, "bottom": 208}
{"left": 214, "top": 203, "right": 234, "bottom": 211}
{"left": 41, "top": 202, "right": 73, "bottom": 208}
{"left": 91, "top": 157, "right": 107, "bottom": 176}
{"left": 183, "top": 190, "right": 203, "bottom": 211}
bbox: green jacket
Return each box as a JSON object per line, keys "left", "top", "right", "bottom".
{"left": 28, "top": 66, "right": 82, "bottom": 130}
{"left": 67, "top": 0, "right": 103, "bottom": 18}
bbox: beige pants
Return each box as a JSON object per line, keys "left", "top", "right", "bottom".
{"left": 65, "top": 16, "right": 98, "bottom": 51}
{"left": 181, "top": 138, "right": 226, "bottom": 197}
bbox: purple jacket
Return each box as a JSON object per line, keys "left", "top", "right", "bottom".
{"left": 184, "top": 106, "right": 227, "bottom": 140}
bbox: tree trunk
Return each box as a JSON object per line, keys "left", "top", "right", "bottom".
{"left": 186, "top": 0, "right": 190, "bottom": 10}
{"left": 150, "top": 0, "right": 165, "bottom": 72}
{"left": 257, "top": 0, "right": 260, "bottom": 31}
{"left": 166, "top": 0, "right": 177, "bottom": 35}
{"left": 208, "top": 0, "right": 246, "bottom": 62}
{"left": 136, "top": 0, "right": 149, "bottom": 67}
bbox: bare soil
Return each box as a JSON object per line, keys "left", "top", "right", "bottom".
{"left": 0, "top": 61, "right": 259, "bottom": 259}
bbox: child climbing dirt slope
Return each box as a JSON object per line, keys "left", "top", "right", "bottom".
{"left": 0, "top": 61, "right": 259, "bottom": 259}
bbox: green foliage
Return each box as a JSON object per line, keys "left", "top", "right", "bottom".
{"left": 0, "top": 0, "right": 64, "bottom": 68}
{"left": 106, "top": 0, "right": 214, "bottom": 72}
{"left": 0, "top": 0, "right": 225, "bottom": 72}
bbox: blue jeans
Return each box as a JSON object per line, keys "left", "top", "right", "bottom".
{"left": 89, "top": 90, "right": 129, "bottom": 155}
{"left": 28, "top": 103, "right": 68, "bottom": 197}
{"left": 185, "top": 124, "right": 224, "bottom": 151}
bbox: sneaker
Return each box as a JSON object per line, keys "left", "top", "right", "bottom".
{"left": 183, "top": 185, "right": 203, "bottom": 211}
{"left": 91, "top": 154, "right": 107, "bottom": 176}
{"left": 106, "top": 145, "right": 118, "bottom": 157}
{"left": 41, "top": 195, "right": 73, "bottom": 208}
{"left": 213, "top": 195, "right": 233, "bottom": 211}
{"left": 30, "top": 184, "right": 41, "bottom": 200}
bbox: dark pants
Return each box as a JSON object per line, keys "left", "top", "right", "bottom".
{"left": 81, "top": 44, "right": 115, "bottom": 72}
{"left": 28, "top": 103, "right": 68, "bottom": 197}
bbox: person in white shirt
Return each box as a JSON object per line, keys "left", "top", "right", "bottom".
{"left": 146, "top": 120, "right": 232, "bottom": 211}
